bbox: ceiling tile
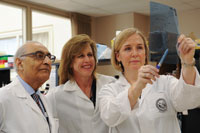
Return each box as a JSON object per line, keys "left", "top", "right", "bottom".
{"left": 23, "top": 0, "right": 200, "bottom": 17}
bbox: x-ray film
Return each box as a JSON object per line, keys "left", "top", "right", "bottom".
{"left": 149, "top": 2, "right": 179, "bottom": 64}
{"left": 150, "top": 2, "right": 179, "bottom": 33}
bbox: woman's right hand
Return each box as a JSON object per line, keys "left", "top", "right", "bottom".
{"left": 128, "top": 65, "right": 160, "bottom": 109}
{"left": 135, "top": 65, "right": 160, "bottom": 90}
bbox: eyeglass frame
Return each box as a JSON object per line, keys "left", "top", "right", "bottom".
{"left": 20, "top": 51, "right": 56, "bottom": 63}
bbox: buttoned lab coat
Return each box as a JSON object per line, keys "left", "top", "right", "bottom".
{"left": 98, "top": 69, "right": 200, "bottom": 133}
{"left": 47, "top": 74, "right": 116, "bottom": 133}
{"left": 0, "top": 77, "right": 58, "bottom": 133}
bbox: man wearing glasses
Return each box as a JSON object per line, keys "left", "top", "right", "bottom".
{"left": 0, "top": 41, "right": 58, "bottom": 133}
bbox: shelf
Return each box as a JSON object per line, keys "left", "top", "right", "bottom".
{"left": 98, "top": 59, "right": 111, "bottom": 65}
{"left": 0, "top": 67, "right": 13, "bottom": 71}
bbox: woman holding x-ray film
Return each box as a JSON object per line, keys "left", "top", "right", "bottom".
{"left": 98, "top": 28, "right": 200, "bottom": 133}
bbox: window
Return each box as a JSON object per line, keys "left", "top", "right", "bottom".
{"left": 0, "top": 3, "right": 24, "bottom": 55}
{"left": 0, "top": 1, "right": 72, "bottom": 88}
{"left": 32, "top": 10, "right": 72, "bottom": 59}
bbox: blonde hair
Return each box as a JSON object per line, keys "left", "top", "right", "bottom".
{"left": 111, "top": 28, "right": 149, "bottom": 72}
{"left": 59, "top": 34, "right": 97, "bottom": 84}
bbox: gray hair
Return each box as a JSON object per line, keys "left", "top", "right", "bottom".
{"left": 14, "top": 41, "right": 43, "bottom": 72}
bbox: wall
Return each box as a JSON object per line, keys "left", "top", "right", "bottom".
{"left": 92, "top": 12, "right": 134, "bottom": 47}
{"left": 92, "top": 13, "right": 134, "bottom": 76}
{"left": 96, "top": 63, "right": 120, "bottom": 77}
{"left": 134, "top": 12, "right": 150, "bottom": 39}
{"left": 178, "top": 9, "right": 200, "bottom": 38}
{"left": 93, "top": 9, "right": 200, "bottom": 45}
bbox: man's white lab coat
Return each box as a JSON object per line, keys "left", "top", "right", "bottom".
{"left": 0, "top": 77, "right": 59, "bottom": 133}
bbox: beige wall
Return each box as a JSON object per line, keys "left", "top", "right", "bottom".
{"left": 92, "top": 13, "right": 134, "bottom": 76}
{"left": 178, "top": 9, "right": 200, "bottom": 38}
{"left": 93, "top": 9, "right": 200, "bottom": 44}
{"left": 92, "top": 12, "right": 134, "bottom": 47}
{"left": 134, "top": 12, "right": 150, "bottom": 39}
{"left": 96, "top": 64, "right": 120, "bottom": 77}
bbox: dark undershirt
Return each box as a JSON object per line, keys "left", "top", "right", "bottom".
{"left": 90, "top": 79, "right": 96, "bottom": 107}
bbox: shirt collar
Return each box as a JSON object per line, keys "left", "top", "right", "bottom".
{"left": 17, "top": 76, "right": 40, "bottom": 95}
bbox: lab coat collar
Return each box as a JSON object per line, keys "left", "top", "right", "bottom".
{"left": 63, "top": 80, "right": 79, "bottom": 91}
{"left": 117, "top": 73, "right": 131, "bottom": 87}
{"left": 12, "top": 77, "right": 30, "bottom": 98}
{"left": 63, "top": 80, "right": 91, "bottom": 102}
{"left": 62, "top": 73, "right": 103, "bottom": 92}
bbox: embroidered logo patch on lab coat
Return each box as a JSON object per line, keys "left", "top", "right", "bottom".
{"left": 156, "top": 98, "right": 167, "bottom": 112}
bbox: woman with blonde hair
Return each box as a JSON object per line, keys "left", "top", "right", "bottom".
{"left": 98, "top": 28, "right": 200, "bottom": 133}
{"left": 47, "top": 34, "right": 115, "bottom": 133}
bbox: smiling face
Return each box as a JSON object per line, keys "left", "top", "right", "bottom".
{"left": 116, "top": 33, "right": 146, "bottom": 73}
{"left": 16, "top": 43, "right": 52, "bottom": 89}
{"left": 72, "top": 44, "right": 95, "bottom": 79}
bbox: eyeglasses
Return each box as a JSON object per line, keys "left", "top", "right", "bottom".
{"left": 20, "top": 51, "right": 56, "bottom": 63}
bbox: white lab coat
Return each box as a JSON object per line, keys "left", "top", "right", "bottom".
{"left": 98, "top": 69, "right": 200, "bottom": 133}
{"left": 46, "top": 74, "right": 116, "bottom": 133}
{"left": 0, "top": 77, "right": 59, "bottom": 133}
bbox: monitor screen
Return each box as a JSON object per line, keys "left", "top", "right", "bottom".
{"left": 96, "top": 43, "right": 111, "bottom": 60}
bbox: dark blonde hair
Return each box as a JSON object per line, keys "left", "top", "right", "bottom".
{"left": 59, "top": 34, "right": 97, "bottom": 84}
{"left": 111, "top": 28, "right": 149, "bottom": 72}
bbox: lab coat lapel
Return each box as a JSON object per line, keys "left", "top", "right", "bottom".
{"left": 95, "top": 80, "right": 101, "bottom": 112}
{"left": 24, "top": 94, "right": 45, "bottom": 118}
{"left": 139, "top": 87, "right": 150, "bottom": 105}
{"left": 139, "top": 81, "right": 154, "bottom": 105}
{"left": 40, "top": 94, "right": 54, "bottom": 132}
{"left": 13, "top": 77, "right": 46, "bottom": 119}
{"left": 118, "top": 74, "right": 152, "bottom": 105}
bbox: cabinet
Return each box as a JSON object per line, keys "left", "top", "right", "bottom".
{"left": 0, "top": 67, "right": 11, "bottom": 87}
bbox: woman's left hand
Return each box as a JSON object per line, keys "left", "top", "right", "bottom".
{"left": 177, "top": 34, "right": 196, "bottom": 63}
